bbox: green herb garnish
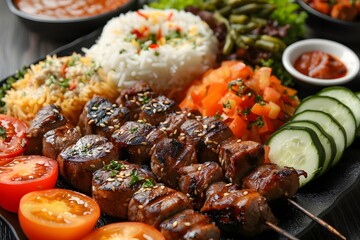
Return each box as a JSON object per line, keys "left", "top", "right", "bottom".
{"left": 142, "top": 178, "right": 156, "bottom": 188}
{"left": 0, "top": 127, "right": 6, "bottom": 140}
{"left": 103, "top": 160, "right": 125, "bottom": 171}
{"left": 130, "top": 170, "right": 143, "bottom": 186}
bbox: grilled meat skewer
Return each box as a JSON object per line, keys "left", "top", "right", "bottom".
{"left": 92, "top": 160, "right": 221, "bottom": 240}
{"left": 42, "top": 123, "right": 82, "bottom": 160}
{"left": 25, "top": 104, "right": 68, "bottom": 155}
{"left": 58, "top": 134, "right": 118, "bottom": 194}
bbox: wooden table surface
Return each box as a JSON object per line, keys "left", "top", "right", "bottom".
{"left": 1, "top": 1, "right": 360, "bottom": 240}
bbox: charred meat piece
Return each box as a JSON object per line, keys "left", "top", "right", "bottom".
{"left": 138, "top": 95, "right": 180, "bottom": 126}
{"left": 92, "top": 160, "right": 156, "bottom": 219}
{"left": 159, "top": 110, "right": 201, "bottom": 139}
{"left": 78, "top": 97, "right": 130, "bottom": 139}
{"left": 242, "top": 163, "right": 307, "bottom": 201}
{"left": 151, "top": 138, "right": 197, "bottom": 189}
{"left": 42, "top": 123, "right": 82, "bottom": 160}
{"left": 116, "top": 81, "right": 156, "bottom": 120}
{"left": 178, "top": 162, "right": 224, "bottom": 210}
{"left": 180, "top": 116, "right": 235, "bottom": 163}
{"left": 58, "top": 135, "right": 118, "bottom": 194}
{"left": 112, "top": 121, "right": 166, "bottom": 164}
{"left": 197, "top": 116, "right": 235, "bottom": 163}
{"left": 201, "top": 182, "right": 276, "bottom": 237}
{"left": 159, "top": 209, "right": 221, "bottom": 240}
{"left": 218, "top": 139, "right": 265, "bottom": 184}
{"left": 128, "top": 184, "right": 192, "bottom": 228}
{"left": 25, "top": 104, "right": 67, "bottom": 155}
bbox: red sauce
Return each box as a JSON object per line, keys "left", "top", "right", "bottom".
{"left": 294, "top": 50, "right": 347, "bottom": 79}
{"left": 14, "top": 0, "right": 130, "bottom": 19}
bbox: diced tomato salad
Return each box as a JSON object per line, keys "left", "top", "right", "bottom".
{"left": 180, "top": 61, "right": 300, "bottom": 143}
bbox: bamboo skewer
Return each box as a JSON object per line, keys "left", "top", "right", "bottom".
{"left": 265, "top": 221, "right": 300, "bottom": 240}
{"left": 288, "top": 199, "right": 346, "bottom": 240}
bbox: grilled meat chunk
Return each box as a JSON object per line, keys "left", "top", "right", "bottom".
{"left": 178, "top": 162, "right": 224, "bottom": 210}
{"left": 197, "top": 116, "right": 235, "bottom": 163}
{"left": 159, "top": 110, "right": 201, "bottom": 138}
{"left": 112, "top": 121, "right": 166, "bottom": 164}
{"left": 242, "top": 163, "right": 307, "bottom": 201}
{"left": 58, "top": 135, "right": 118, "bottom": 194}
{"left": 128, "top": 184, "right": 192, "bottom": 228}
{"left": 180, "top": 116, "right": 235, "bottom": 163}
{"left": 218, "top": 139, "right": 265, "bottom": 184}
{"left": 151, "top": 138, "right": 197, "bottom": 189}
{"left": 78, "top": 97, "right": 130, "bottom": 139}
{"left": 42, "top": 123, "right": 81, "bottom": 160}
{"left": 138, "top": 95, "right": 180, "bottom": 126}
{"left": 116, "top": 82, "right": 156, "bottom": 120}
{"left": 201, "top": 182, "right": 276, "bottom": 237}
{"left": 159, "top": 209, "right": 221, "bottom": 240}
{"left": 25, "top": 104, "right": 67, "bottom": 155}
{"left": 92, "top": 160, "right": 156, "bottom": 218}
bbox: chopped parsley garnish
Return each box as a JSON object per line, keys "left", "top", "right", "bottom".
{"left": 142, "top": 178, "right": 156, "bottom": 188}
{"left": 223, "top": 100, "right": 232, "bottom": 109}
{"left": 0, "top": 127, "right": 6, "bottom": 140}
{"left": 130, "top": 170, "right": 143, "bottom": 186}
{"left": 68, "top": 55, "right": 80, "bottom": 67}
{"left": 103, "top": 160, "right": 125, "bottom": 171}
{"left": 141, "top": 95, "right": 151, "bottom": 104}
{"left": 242, "top": 108, "right": 250, "bottom": 116}
{"left": 57, "top": 78, "right": 70, "bottom": 88}
{"left": 215, "top": 112, "right": 222, "bottom": 120}
{"left": 119, "top": 49, "right": 126, "bottom": 54}
{"left": 130, "top": 127, "right": 138, "bottom": 134}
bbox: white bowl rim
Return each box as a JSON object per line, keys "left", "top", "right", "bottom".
{"left": 282, "top": 38, "right": 360, "bottom": 86}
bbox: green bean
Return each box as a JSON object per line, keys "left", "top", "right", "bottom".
{"left": 223, "top": 34, "right": 235, "bottom": 55}
{"left": 218, "top": 5, "right": 233, "bottom": 16}
{"left": 240, "top": 35, "right": 255, "bottom": 45}
{"left": 256, "top": 4, "right": 276, "bottom": 18}
{"left": 229, "top": 14, "right": 249, "bottom": 24}
{"left": 227, "top": 0, "right": 269, "bottom": 8}
{"left": 250, "top": 17, "right": 267, "bottom": 28}
{"left": 234, "top": 37, "right": 247, "bottom": 48}
{"left": 260, "top": 35, "right": 286, "bottom": 50}
{"left": 254, "top": 39, "right": 280, "bottom": 52}
{"left": 232, "top": 3, "right": 268, "bottom": 15}
{"left": 231, "top": 22, "right": 257, "bottom": 34}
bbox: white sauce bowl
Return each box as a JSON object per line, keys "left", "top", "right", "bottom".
{"left": 282, "top": 39, "right": 360, "bottom": 86}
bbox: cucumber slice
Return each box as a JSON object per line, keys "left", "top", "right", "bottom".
{"left": 291, "top": 110, "right": 345, "bottom": 167}
{"left": 267, "top": 126, "right": 325, "bottom": 187}
{"left": 281, "top": 120, "right": 336, "bottom": 175}
{"left": 318, "top": 86, "right": 360, "bottom": 128}
{"left": 294, "top": 95, "right": 356, "bottom": 147}
{"left": 356, "top": 92, "right": 360, "bottom": 137}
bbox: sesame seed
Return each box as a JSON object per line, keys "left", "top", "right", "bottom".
{"left": 112, "top": 104, "right": 117, "bottom": 107}
{"left": 224, "top": 192, "right": 230, "bottom": 196}
{"left": 91, "top": 114, "right": 97, "bottom": 118}
{"left": 97, "top": 147, "right": 103, "bottom": 151}
{"left": 90, "top": 164, "right": 96, "bottom": 168}
{"left": 106, "top": 112, "right": 112, "bottom": 115}
{"left": 141, "top": 142, "right": 147, "bottom": 145}
{"left": 172, "top": 221, "right": 178, "bottom": 228}
{"left": 88, "top": 119, "right": 95, "bottom": 125}
{"left": 197, "top": 166, "right": 202, "bottom": 171}
{"left": 152, "top": 109, "right": 157, "bottom": 114}
{"left": 225, "top": 183, "right": 232, "bottom": 186}
{"left": 160, "top": 185, "right": 165, "bottom": 189}
{"left": 184, "top": 222, "right": 191, "bottom": 227}
{"left": 243, "top": 191, "right": 248, "bottom": 195}
{"left": 107, "top": 178, "right": 115, "bottom": 182}
{"left": 104, "top": 149, "right": 111, "bottom": 153}
{"left": 137, "top": 149, "right": 141, "bottom": 154}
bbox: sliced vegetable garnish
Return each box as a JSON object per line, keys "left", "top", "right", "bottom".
{"left": 0, "top": 155, "right": 58, "bottom": 212}
{"left": 19, "top": 189, "right": 100, "bottom": 240}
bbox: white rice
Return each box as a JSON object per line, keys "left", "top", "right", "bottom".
{"left": 84, "top": 7, "right": 218, "bottom": 94}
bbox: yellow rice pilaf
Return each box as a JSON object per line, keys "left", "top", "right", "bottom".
{"left": 3, "top": 54, "right": 119, "bottom": 125}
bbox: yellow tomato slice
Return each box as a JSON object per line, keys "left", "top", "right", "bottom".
{"left": 19, "top": 189, "right": 100, "bottom": 240}
{"left": 83, "top": 222, "right": 166, "bottom": 240}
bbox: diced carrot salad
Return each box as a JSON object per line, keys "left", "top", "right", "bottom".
{"left": 180, "top": 61, "right": 300, "bottom": 143}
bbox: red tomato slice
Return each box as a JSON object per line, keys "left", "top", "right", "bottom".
{"left": 0, "top": 155, "right": 58, "bottom": 212}
{"left": 0, "top": 114, "right": 28, "bottom": 158}
{"left": 83, "top": 222, "right": 166, "bottom": 240}
{"left": 19, "top": 189, "right": 100, "bottom": 240}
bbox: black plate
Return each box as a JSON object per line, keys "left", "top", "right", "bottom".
{"left": 1, "top": 29, "right": 360, "bottom": 240}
